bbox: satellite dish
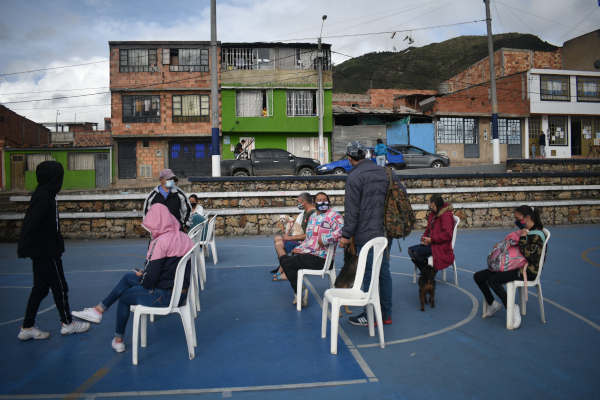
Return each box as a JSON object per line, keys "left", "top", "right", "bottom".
{"left": 594, "top": 60, "right": 600, "bottom": 70}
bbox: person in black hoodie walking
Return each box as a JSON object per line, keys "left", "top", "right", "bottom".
{"left": 17, "top": 161, "right": 90, "bottom": 340}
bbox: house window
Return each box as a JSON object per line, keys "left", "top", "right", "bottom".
{"left": 142, "top": 141, "right": 150, "bottom": 148}
{"left": 140, "top": 165, "right": 152, "bottom": 179}
{"left": 576, "top": 76, "right": 600, "bottom": 102}
{"left": 236, "top": 90, "right": 273, "bottom": 117}
{"left": 436, "top": 117, "right": 478, "bottom": 144}
{"left": 163, "top": 48, "right": 209, "bottom": 72}
{"left": 540, "top": 75, "right": 570, "bottom": 101}
{"left": 119, "top": 49, "right": 158, "bottom": 73}
{"left": 172, "top": 95, "right": 209, "bottom": 122}
{"left": 26, "top": 154, "right": 52, "bottom": 171}
{"left": 528, "top": 116, "right": 541, "bottom": 140}
{"left": 122, "top": 95, "right": 160, "bottom": 123}
{"left": 286, "top": 90, "right": 316, "bottom": 116}
{"left": 548, "top": 116, "right": 567, "bottom": 146}
{"left": 67, "top": 153, "right": 95, "bottom": 170}
{"left": 498, "top": 119, "right": 521, "bottom": 145}
{"left": 221, "top": 48, "right": 276, "bottom": 70}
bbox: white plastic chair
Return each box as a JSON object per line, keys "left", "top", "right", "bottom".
{"left": 413, "top": 215, "right": 460, "bottom": 286}
{"left": 321, "top": 237, "right": 388, "bottom": 355}
{"left": 189, "top": 221, "right": 208, "bottom": 290}
{"left": 296, "top": 243, "right": 337, "bottom": 311}
{"left": 130, "top": 243, "right": 198, "bottom": 365}
{"left": 503, "top": 228, "right": 550, "bottom": 330}
{"left": 199, "top": 216, "right": 218, "bottom": 265}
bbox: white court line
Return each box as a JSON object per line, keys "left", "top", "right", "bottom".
{"left": 0, "top": 305, "right": 56, "bottom": 327}
{"left": 390, "top": 255, "right": 411, "bottom": 260}
{"left": 218, "top": 245, "right": 273, "bottom": 248}
{"left": 0, "top": 379, "right": 369, "bottom": 399}
{"left": 0, "top": 286, "right": 31, "bottom": 289}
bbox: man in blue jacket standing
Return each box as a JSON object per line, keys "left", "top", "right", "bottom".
{"left": 339, "top": 141, "right": 404, "bottom": 326}
{"left": 17, "top": 161, "right": 90, "bottom": 340}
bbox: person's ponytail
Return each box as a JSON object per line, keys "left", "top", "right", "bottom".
{"left": 514, "top": 205, "right": 543, "bottom": 229}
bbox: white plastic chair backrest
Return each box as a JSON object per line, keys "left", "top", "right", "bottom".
{"left": 531, "top": 228, "right": 550, "bottom": 283}
{"left": 351, "top": 237, "right": 388, "bottom": 295}
{"left": 319, "top": 243, "right": 336, "bottom": 277}
{"left": 451, "top": 215, "right": 460, "bottom": 250}
{"left": 205, "top": 216, "right": 217, "bottom": 242}
{"left": 165, "top": 243, "right": 198, "bottom": 311}
{"left": 187, "top": 222, "right": 204, "bottom": 239}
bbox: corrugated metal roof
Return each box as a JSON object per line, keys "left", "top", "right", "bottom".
{"left": 332, "top": 105, "right": 421, "bottom": 115}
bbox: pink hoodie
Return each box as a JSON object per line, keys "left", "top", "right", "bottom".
{"left": 142, "top": 203, "right": 194, "bottom": 261}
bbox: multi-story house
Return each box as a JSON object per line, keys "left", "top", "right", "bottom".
{"left": 219, "top": 42, "right": 333, "bottom": 162}
{"left": 109, "top": 41, "right": 219, "bottom": 180}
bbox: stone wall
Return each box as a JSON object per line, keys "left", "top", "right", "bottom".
{"left": 507, "top": 158, "right": 600, "bottom": 173}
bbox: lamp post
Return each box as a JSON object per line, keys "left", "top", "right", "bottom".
{"left": 317, "top": 15, "right": 327, "bottom": 164}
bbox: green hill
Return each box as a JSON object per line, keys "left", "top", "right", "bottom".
{"left": 332, "top": 33, "right": 558, "bottom": 93}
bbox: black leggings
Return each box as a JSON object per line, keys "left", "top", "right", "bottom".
{"left": 473, "top": 269, "right": 536, "bottom": 308}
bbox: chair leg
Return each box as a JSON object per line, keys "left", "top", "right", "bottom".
{"left": 211, "top": 241, "right": 218, "bottom": 265}
{"left": 537, "top": 284, "right": 545, "bottom": 323}
{"left": 373, "top": 302, "right": 385, "bottom": 349}
{"left": 519, "top": 287, "right": 526, "bottom": 316}
{"left": 366, "top": 303, "right": 375, "bottom": 337}
{"left": 453, "top": 262, "right": 459, "bottom": 286}
{"left": 321, "top": 297, "right": 329, "bottom": 338}
{"left": 131, "top": 308, "right": 140, "bottom": 365}
{"left": 179, "top": 309, "right": 196, "bottom": 360}
{"left": 150, "top": 314, "right": 155, "bottom": 323}
{"left": 506, "top": 282, "right": 517, "bottom": 330}
{"left": 413, "top": 265, "right": 417, "bottom": 284}
{"left": 330, "top": 298, "right": 341, "bottom": 355}
{"left": 296, "top": 272, "right": 304, "bottom": 311}
{"left": 200, "top": 252, "right": 207, "bottom": 284}
{"left": 442, "top": 268, "right": 447, "bottom": 282}
{"left": 140, "top": 314, "right": 147, "bottom": 348}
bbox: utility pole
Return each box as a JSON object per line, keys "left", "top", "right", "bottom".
{"left": 484, "top": 0, "right": 500, "bottom": 164}
{"left": 317, "top": 15, "right": 327, "bottom": 164}
{"left": 211, "top": 0, "right": 221, "bottom": 176}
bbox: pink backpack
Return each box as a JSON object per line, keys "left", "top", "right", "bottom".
{"left": 487, "top": 231, "right": 528, "bottom": 272}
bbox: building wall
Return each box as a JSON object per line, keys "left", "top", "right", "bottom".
{"left": 563, "top": 29, "right": 600, "bottom": 71}
{"left": 368, "top": 89, "right": 437, "bottom": 108}
{"left": 0, "top": 105, "right": 51, "bottom": 146}
{"left": 332, "top": 93, "right": 371, "bottom": 107}
{"left": 73, "top": 131, "right": 112, "bottom": 147}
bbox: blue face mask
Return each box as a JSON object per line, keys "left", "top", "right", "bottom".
{"left": 165, "top": 179, "right": 175, "bottom": 189}
{"left": 514, "top": 219, "right": 526, "bottom": 229}
{"left": 316, "top": 201, "right": 330, "bottom": 211}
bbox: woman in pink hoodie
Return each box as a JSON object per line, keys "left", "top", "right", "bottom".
{"left": 72, "top": 203, "right": 194, "bottom": 353}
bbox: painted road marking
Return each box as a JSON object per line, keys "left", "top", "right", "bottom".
{"left": 0, "top": 305, "right": 56, "bottom": 327}
{"left": 581, "top": 247, "right": 600, "bottom": 268}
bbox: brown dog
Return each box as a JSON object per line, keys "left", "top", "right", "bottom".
{"left": 335, "top": 237, "right": 357, "bottom": 315}
{"left": 418, "top": 266, "right": 436, "bottom": 311}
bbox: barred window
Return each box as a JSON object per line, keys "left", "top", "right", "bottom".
{"left": 548, "top": 116, "right": 567, "bottom": 146}
{"left": 222, "top": 47, "right": 331, "bottom": 71}
{"left": 540, "top": 75, "right": 570, "bottom": 101}
{"left": 436, "top": 117, "right": 478, "bottom": 144}
{"left": 577, "top": 76, "right": 600, "bottom": 102}
{"left": 286, "top": 90, "right": 316, "bottom": 116}
{"left": 498, "top": 119, "right": 522, "bottom": 145}
{"left": 164, "top": 49, "right": 209, "bottom": 72}
{"left": 122, "top": 95, "right": 160, "bottom": 123}
{"left": 236, "top": 90, "right": 273, "bottom": 117}
{"left": 172, "top": 95, "right": 209, "bottom": 122}
{"left": 119, "top": 49, "right": 157, "bottom": 73}
{"left": 26, "top": 153, "right": 51, "bottom": 171}
{"left": 529, "top": 116, "right": 541, "bottom": 140}
{"left": 67, "top": 153, "right": 95, "bottom": 170}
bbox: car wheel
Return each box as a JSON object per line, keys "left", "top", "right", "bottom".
{"left": 431, "top": 161, "right": 444, "bottom": 168}
{"left": 233, "top": 171, "right": 249, "bottom": 177}
{"left": 333, "top": 168, "right": 346, "bottom": 175}
{"left": 387, "top": 164, "right": 397, "bottom": 171}
{"left": 298, "top": 168, "right": 314, "bottom": 176}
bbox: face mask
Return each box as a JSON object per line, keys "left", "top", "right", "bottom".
{"left": 297, "top": 202, "right": 304, "bottom": 210}
{"left": 190, "top": 202, "right": 197, "bottom": 207}
{"left": 514, "top": 219, "right": 526, "bottom": 229}
{"left": 165, "top": 179, "right": 175, "bottom": 189}
{"left": 316, "top": 201, "right": 330, "bottom": 211}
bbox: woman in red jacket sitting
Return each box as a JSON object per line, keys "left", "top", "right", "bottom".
{"left": 408, "top": 194, "right": 456, "bottom": 275}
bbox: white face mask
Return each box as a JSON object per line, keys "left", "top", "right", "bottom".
{"left": 165, "top": 179, "right": 175, "bottom": 189}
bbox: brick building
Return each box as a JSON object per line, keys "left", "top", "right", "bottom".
{"left": 109, "top": 41, "right": 219, "bottom": 181}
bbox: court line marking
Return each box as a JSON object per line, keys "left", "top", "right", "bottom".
{"left": 0, "top": 286, "right": 31, "bottom": 289}
{"left": 553, "top": 234, "right": 600, "bottom": 242}
{"left": 357, "top": 273, "right": 478, "bottom": 348}
{"left": 0, "top": 379, "right": 369, "bottom": 399}
{"left": 0, "top": 305, "right": 56, "bottom": 327}
{"left": 581, "top": 247, "right": 600, "bottom": 268}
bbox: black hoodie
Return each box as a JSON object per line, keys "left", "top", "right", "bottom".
{"left": 17, "top": 161, "right": 65, "bottom": 258}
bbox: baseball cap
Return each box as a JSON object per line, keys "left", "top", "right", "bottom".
{"left": 346, "top": 140, "right": 366, "bottom": 156}
{"left": 159, "top": 169, "right": 177, "bottom": 180}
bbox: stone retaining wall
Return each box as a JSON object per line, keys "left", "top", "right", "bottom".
{"left": 507, "top": 158, "right": 600, "bottom": 173}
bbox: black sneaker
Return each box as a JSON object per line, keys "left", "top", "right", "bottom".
{"left": 348, "top": 313, "right": 368, "bottom": 326}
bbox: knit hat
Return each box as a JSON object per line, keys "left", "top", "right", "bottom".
{"left": 346, "top": 140, "right": 366, "bottom": 156}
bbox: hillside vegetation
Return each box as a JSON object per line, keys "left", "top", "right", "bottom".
{"left": 332, "top": 33, "right": 558, "bottom": 93}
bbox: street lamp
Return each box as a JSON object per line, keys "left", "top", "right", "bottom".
{"left": 317, "top": 15, "right": 327, "bottom": 164}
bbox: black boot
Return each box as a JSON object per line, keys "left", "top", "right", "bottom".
{"left": 413, "top": 258, "right": 429, "bottom": 274}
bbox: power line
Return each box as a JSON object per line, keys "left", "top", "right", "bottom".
{"left": 554, "top": 5, "right": 598, "bottom": 44}
{"left": 0, "top": 60, "right": 109, "bottom": 77}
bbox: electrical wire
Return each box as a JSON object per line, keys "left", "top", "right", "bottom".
{"left": 0, "top": 60, "right": 109, "bottom": 77}
{"left": 554, "top": 5, "right": 598, "bottom": 44}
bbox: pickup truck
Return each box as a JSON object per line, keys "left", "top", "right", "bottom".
{"left": 221, "top": 148, "right": 321, "bottom": 177}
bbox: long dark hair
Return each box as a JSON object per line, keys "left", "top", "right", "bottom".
{"left": 514, "top": 205, "right": 543, "bottom": 229}
{"left": 429, "top": 194, "right": 444, "bottom": 213}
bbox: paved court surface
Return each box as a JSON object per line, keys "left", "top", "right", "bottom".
{"left": 0, "top": 225, "right": 599, "bottom": 399}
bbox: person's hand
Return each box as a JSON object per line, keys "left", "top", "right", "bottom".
{"left": 520, "top": 228, "right": 529, "bottom": 237}
{"left": 318, "top": 237, "right": 325, "bottom": 247}
{"left": 282, "top": 235, "right": 291, "bottom": 241}
{"left": 421, "top": 237, "right": 432, "bottom": 246}
{"left": 291, "top": 248, "right": 301, "bottom": 254}
{"left": 339, "top": 237, "right": 350, "bottom": 249}
{"left": 134, "top": 270, "right": 143, "bottom": 277}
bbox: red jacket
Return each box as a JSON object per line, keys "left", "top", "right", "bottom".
{"left": 422, "top": 203, "right": 456, "bottom": 270}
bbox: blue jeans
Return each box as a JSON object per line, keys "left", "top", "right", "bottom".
{"left": 284, "top": 240, "right": 298, "bottom": 254}
{"left": 357, "top": 240, "right": 393, "bottom": 318}
{"left": 100, "top": 271, "right": 171, "bottom": 337}
{"left": 376, "top": 155, "right": 386, "bottom": 166}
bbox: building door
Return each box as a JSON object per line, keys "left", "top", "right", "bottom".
{"left": 386, "top": 124, "right": 409, "bottom": 145}
{"left": 463, "top": 120, "right": 480, "bottom": 158}
{"left": 169, "top": 141, "right": 212, "bottom": 178}
{"left": 506, "top": 120, "right": 522, "bottom": 158}
{"left": 10, "top": 155, "right": 25, "bottom": 190}
{"left": 95, "top": 153, "right": 110, "bottom": 188}
{"left": 118, "top": 142, "right": 137, "bottom": 179}
{"left": 408, "top": 123, "right": 436, "bottom": 153}
{"left": 571, "top": 119, "right": 582, "bottom": 156}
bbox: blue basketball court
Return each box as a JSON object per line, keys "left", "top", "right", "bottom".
{"left": 0, "top": 225, "right": 599, "bottom": 399}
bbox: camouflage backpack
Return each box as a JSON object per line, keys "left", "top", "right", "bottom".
{"left": 383, "top": 167, "right": 415, "bottom": 240}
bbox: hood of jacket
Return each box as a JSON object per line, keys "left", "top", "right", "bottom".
{"left": 142, "top": 203, "right": 194, "bottom": 260}
{"left": 142, "top": 203, "right": 180, "bottom": 239}
{"left": 436, "top": 203, "right": 453, "bottom": 217}
{"left": 36, "top": 161, "right": 64, "bottom": 195}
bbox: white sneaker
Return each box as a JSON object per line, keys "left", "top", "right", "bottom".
{"left": 483, "top": 300, "right": 502, "bottom": 318}
{"left": 18, "top": 326, "right": 50, "bottom": 340}
{"left": 513, "top": 304, "right": 522, "bottom": 329}
{"left": 112, "top": 338, "right": 125, "bottom": 353}
{"left": 72, "top": 308, "right": 102, "bottom": 324}
{"left": 61, "top": 321, "right": 90, "bottom": 335}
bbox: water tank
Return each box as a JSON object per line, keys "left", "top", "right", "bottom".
{"left": 438, "top": 82, "right": 451, "bottom": 94}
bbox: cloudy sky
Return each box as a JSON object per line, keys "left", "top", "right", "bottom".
{"left": 0, "top": 0, "right": 597, "bottom": 128}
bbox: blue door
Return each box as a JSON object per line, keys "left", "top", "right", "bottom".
{"left": 409, "top": 123, "right": 435, "bottom": 153}
{"left": 386, "top": 124, "right": 408, "bottom": 145}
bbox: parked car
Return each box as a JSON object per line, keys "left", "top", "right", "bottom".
{"left": 221, "top": 148, "right": 320, "bottom": 176}
{"left": 316, "top": 147, "right": 406, "bottom": 175}
{"left": 389, "top": 145, "right": 450, "bottom": 168}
